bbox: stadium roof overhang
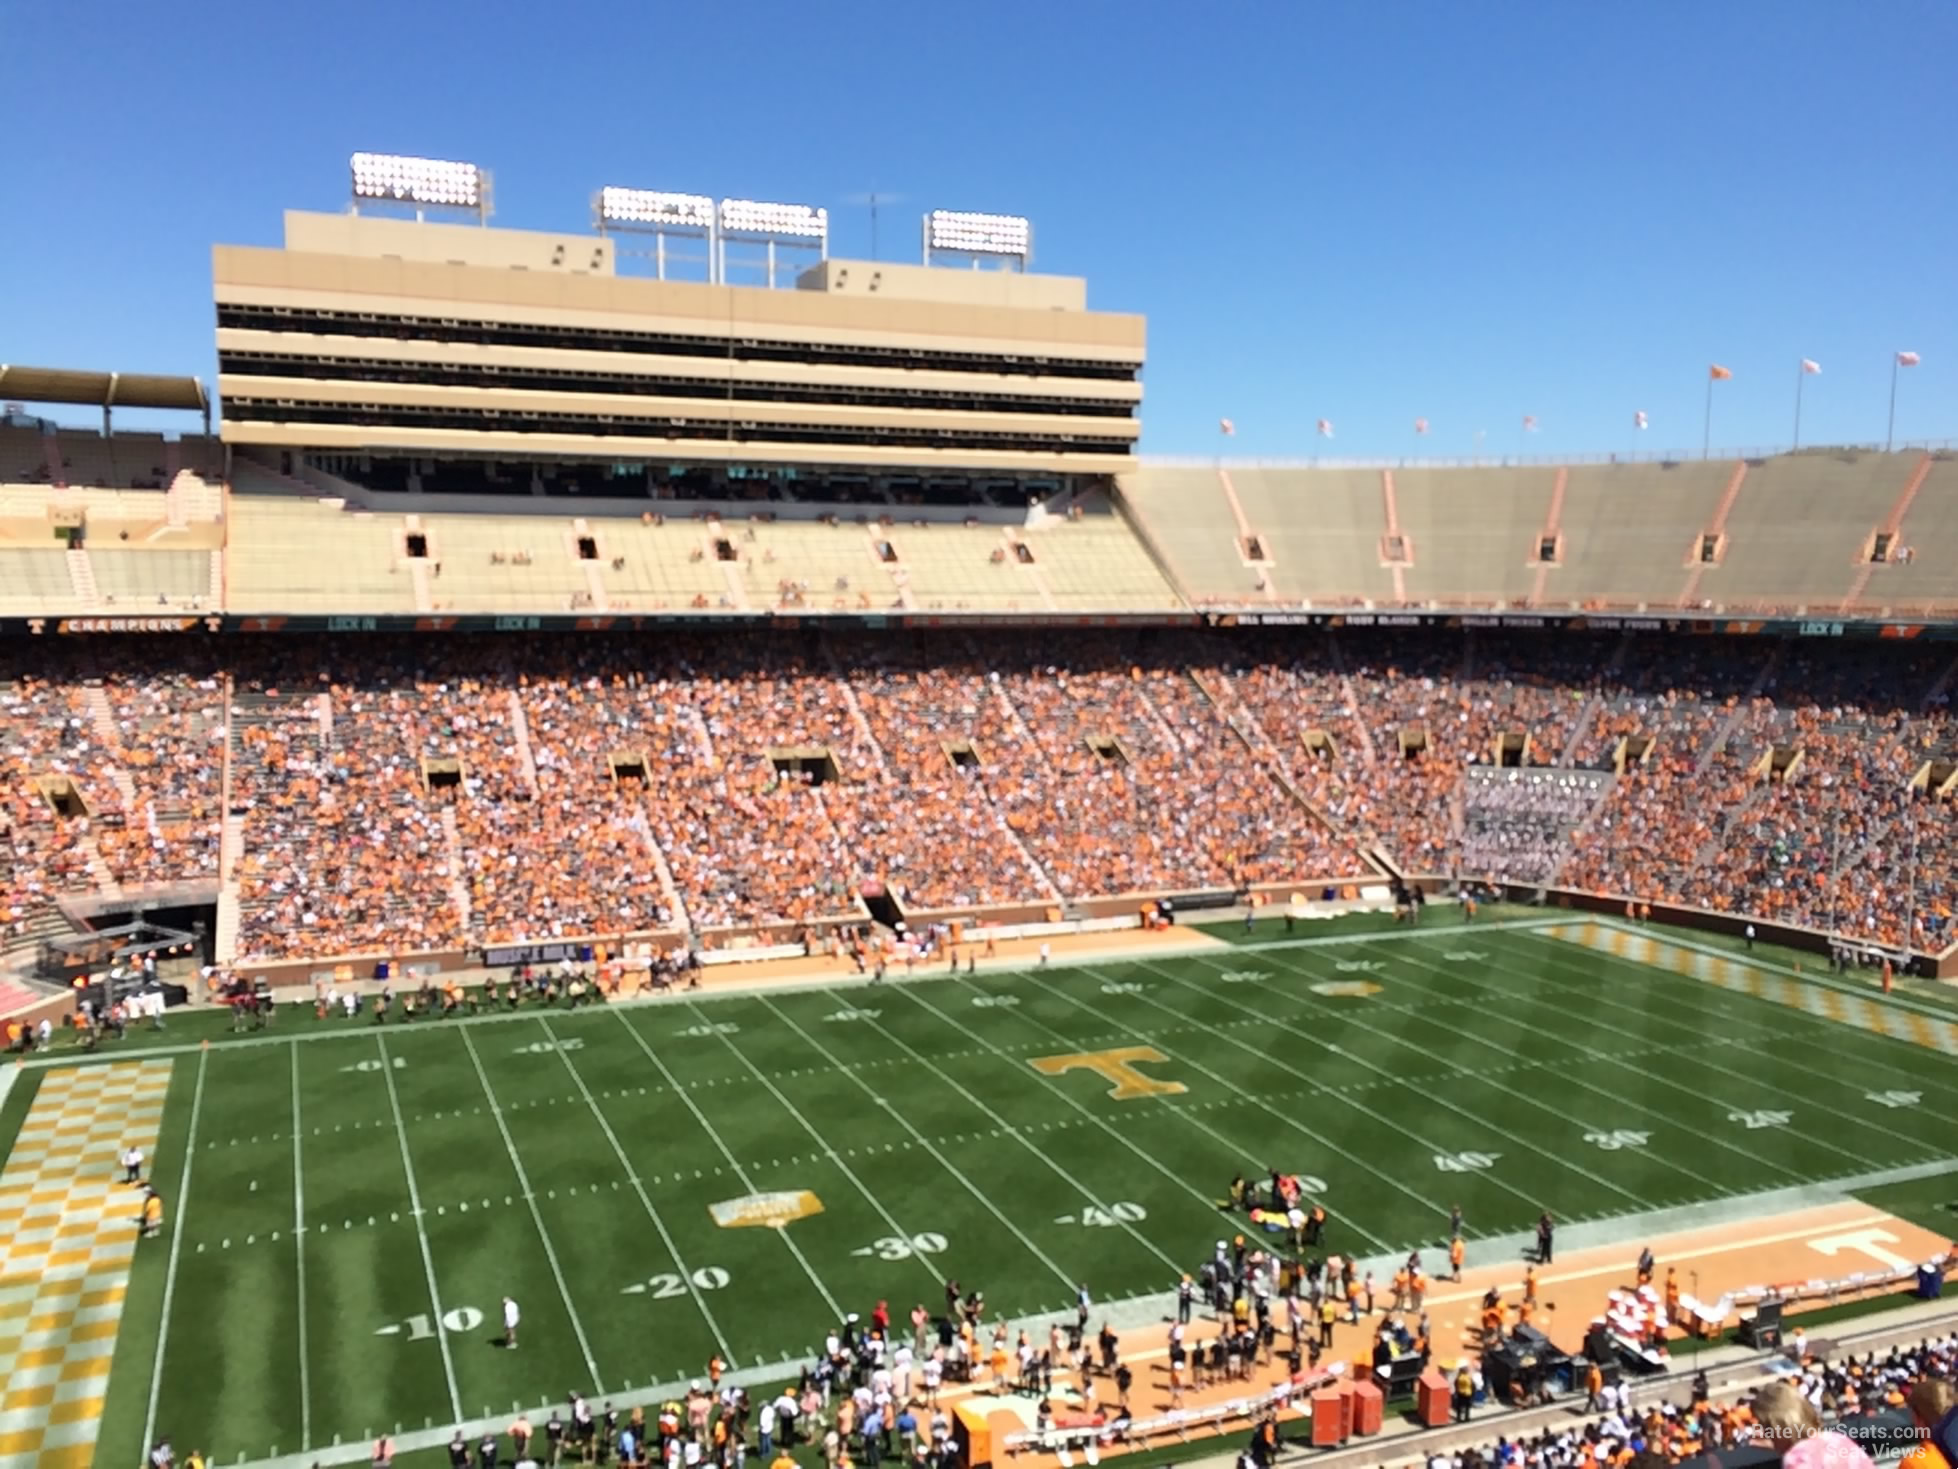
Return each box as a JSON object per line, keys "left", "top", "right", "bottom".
{"left": 0, "top": 365, "right": 211, "bottom": 430}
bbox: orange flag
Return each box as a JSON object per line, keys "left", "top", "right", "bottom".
{"left": 1709, "top": 364, "right": 1734, "bottom": 381}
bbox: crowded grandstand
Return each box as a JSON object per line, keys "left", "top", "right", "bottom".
{"left": 5, "top": 152, "right": 1958, "bottom": 1469}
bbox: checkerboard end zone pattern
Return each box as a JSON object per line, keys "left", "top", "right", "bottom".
{"left": 0, "top": 1059, "right": 174, "bottom": 1469}
{"left": 1546, "top": 922, "right": 1958, "bottom": 1054}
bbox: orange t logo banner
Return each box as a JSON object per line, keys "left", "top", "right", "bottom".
{"left": 1029, "top": 1046, "right": 1187, "bottom": 1101}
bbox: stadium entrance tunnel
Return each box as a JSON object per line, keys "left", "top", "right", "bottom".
{"left": 35, "top": 775, "right": 92, "bottom": 820}
{"left": 609, "top": 750, "right": 649, "bottom": 785}
{"left": 769, "top": 746, "right": 840, "bottom": 787}
{"left": 38, "top": 899, "right": 214, "bottom": 986}
{"left": 860, "top": 882, "right": 906, "bottom": 930}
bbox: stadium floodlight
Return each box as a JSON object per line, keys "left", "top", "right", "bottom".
{"left": 718, "top": 198, "right": 828, "bottom": 239}
{"left": 925, "top": 209, "right": 1032, "bottom": 260}
{"left": 350, "top": 152, "right": 484, "bottom": 209}
{"left": 598, "top": 187, "right": 715, "bottom": 229}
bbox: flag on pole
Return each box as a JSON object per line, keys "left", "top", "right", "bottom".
{"left": 1414, "top": 418, "right": 1429, "bottom": 436}
{"left": 1801, "top": 359, "right": 1821, "bottom": 375}
{"left": 1634, "top": 411, "right": 1648, "bottom": 430}
{"left": 1522, "top": 415, "right": 1538, "bottom": 433}
{"left": 1219, "top": 418, "right": 1235, "bottom": 436}
{"left": 1897, "top": 351, "right": 1921, "bottom": 367}
{"left": 1316, "top": 419, "right": 1334, "bottom": 438}
{"left": 1709, "top": 365, "right": 1733, "bottom": 381}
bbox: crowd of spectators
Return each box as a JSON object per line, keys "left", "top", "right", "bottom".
{"left": 1381, "top": 1330, "right": 1958, "bottom": 1469}
{"left": 4, "top": 631, "right": 1957, "bottom": 965}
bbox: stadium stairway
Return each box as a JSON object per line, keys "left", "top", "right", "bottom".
{"left": 441, "top": 805, "right": 472, "bottom": 935}
{"left": 1327, "top": 637, "right": 1383, "bottom": 768}
{"left": 62, "top": 546, "right": 98, "bottom": 608}
{"left": 1695, "top": 642, "right": 1785, "bottom": 777}
{"left": 1677, "top": 459, "right": 1751, "bottom": 608}
{"left": 986, "top": 789, "right": 1065, "bottom": 902}
{"left": 629, "top": 796, "right": 692, "bottom": 935}
{"left": 80, "top": 687, "right": 141, "bottom": 811}
{"left": 504, "top": 690, "right": 542, "bottom": 795}
{"left": 407, "top": 555, "right": 435, "bottom": 613}
{"left": 77, "top": 832, "right": 123, "bottom": 901}
{"left": 1841, "top": 453, "right": 1936, "bottom": 612}
{"left": 1554, "top": 633, "right": 1632, "bottom": 765}
{"left": 1187, "top": 665, "right": 1334, "bottom": 831}
{"left": 983, "top": 653, "right": 1043, "bottom": 748}
{"left": 823, "top": 642, "right": 894, "bottom": 775}
{"left": 213, "top": 884, "right": 242, "bottom": 965}
{"left": 1690, "top": 779, "right": 1767, "bottom": 872}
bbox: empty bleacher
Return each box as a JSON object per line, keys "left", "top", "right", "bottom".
{"left": 0, "top": 549, "right": 77, "bottom": 612}
{"left": 1115, "top": 467, "right": 1264, "bottom": 607}
{"left": 1708, "top": 451, "right": 1917, "bottom": 610}
{"left": 1028, "top": 507, "right": 1185, "bottom": 611}
{"left": 414, "top": 516, "right": 592, "bottom": 611}
{"left": 1240, "top": 469, "right": 1399, "bottom": 604}
{"left": 1553, "top": 459, "right": 1735, "bottom": 608}
{"left": 595, "top": 519, "right": 742, "bottom": 608}
{"left": 226, "top": 495, "right": 420, "bottom": 613}
{"left": 1393, "top": 466, "right": 1558, "bottom": 607}
{"left": 91, "top": 550, "right": 212, "bottom": 607}
{"left": 1856, "top": 455, "right": 1958, "bottom": 614}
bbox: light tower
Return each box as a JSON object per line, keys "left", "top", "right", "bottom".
{"left": 349, "top": 152, "right": 491, "bottom": 225}
{"left": 594, "top": 187, "right": 716, "bottom": 281}
{"left": 921, "top": 210, "right": 1032, "bottom": 271}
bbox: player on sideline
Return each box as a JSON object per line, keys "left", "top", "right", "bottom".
{"left": 501, "top": 1294, "right": 520, "bottom": 1349}
{"left": 140, "top": 1186, "right": 164, "bottom": 1238}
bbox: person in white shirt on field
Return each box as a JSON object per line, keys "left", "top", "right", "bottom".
{"left": 501, "top": 1295, "right": 520, "bottom": 1349}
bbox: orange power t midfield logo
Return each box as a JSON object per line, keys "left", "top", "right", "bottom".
{"left": 1028, "top": 1046, "right": 1187, "bottom": 1100}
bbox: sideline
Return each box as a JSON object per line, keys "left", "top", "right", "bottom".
{"left": 15, "top": 915, "right": 1566, "bottom": 1075}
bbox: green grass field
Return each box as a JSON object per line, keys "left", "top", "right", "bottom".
{"left": 22, "top": 911, "right": 1958, "bottom": 1469}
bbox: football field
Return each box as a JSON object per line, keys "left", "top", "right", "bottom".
{"left": 11, "top": 913, "right": 1958, "bottom": 1469}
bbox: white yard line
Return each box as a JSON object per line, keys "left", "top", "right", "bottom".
{"left": 1015, "top": 964, "right": 1457, "bottom": 1227}
{"left": 141, "top": 1048, "right": 206, "bottom": 1462}
{"left": 376, "top": 1033, "right": 463, "bottom": 1424}
{"left": 601, "top": 1009, "right": 846, "bottom": 1320}
{"left": 457, "top": 1026, "right": 605, "bottom": 1391}
{"left": 1487, "top": 936, "right": 1937, "bottom": 1161}
{"left": 538, "top": 1015, "right": 734, "bottom": 1361}
{"left": 901, "top": 974, "right": 1282, "bottom": 1237}
{"left": 290, "top": 1044, "right": 312, "bottom": 1452}
{"left": 675, "top": 999, "right": 945, "bottom": 1294}
{"left": 1510, "top": 926, "right": 1958, "bottom": 1089}
{"left": 1133, "top": 954, "right": 1642, "bottom": 1211}
{"left": 812, "top": 984, "right": 1186, "bottom": 1277}
{"left": 1251, "top": 943, "right": 1809, "bottom": 1187}
{"left": 752, "top": 992, "right": 1080, "bottom": 1291}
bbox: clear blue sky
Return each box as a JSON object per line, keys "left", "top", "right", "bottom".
{"left": 5, "top": 0, "right": 1953, "bottom": 458}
